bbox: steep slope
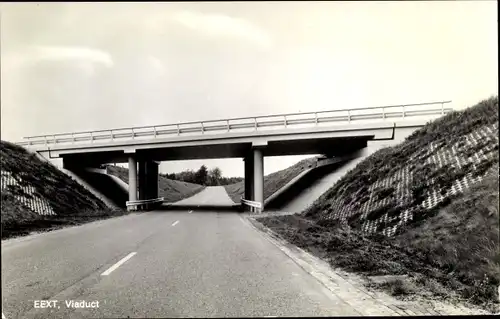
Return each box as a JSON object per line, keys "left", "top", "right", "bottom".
{"left": 257, "top": 96, "right": 499, "bottom": 311}
{"left": 1, "top": 141, "right": 123, "bottom": 239}
{"left": 303, "top": 96, "right": 498, "bottom": 236}
{"left": 267, "top": 157, "right": 360, "bottom": 212}
{"left": 62, "top": 168, "right": 123, "bottom": 209}
{"left": 68, "top": 169, "right": 129, "bottom": 208}
{"left": 224, "top": 157, "right": 318, "bottom": 203}
{"left": 106, "top": 165, "right": 205, "bottom": 203}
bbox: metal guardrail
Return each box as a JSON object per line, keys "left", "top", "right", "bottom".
{"left": 18, "top": 101, "right": 452, "bottom": 147}
{"left": 241, "top": 197, "right": 262, "bottom": 213}
{"left": 126, "top": 197, "right": 164, "bottom": 211}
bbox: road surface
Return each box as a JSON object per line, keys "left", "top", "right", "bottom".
{"left": 172, "top": 186, "right": 236, "bottom": 207}
{"left": 1, "top": 210, "right": 360, "bottom": 318}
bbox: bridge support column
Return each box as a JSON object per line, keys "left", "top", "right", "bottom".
{"left": 138, "top": 160, "right": 160, "bottom": 209}
{"left": 244, "top": 155, "right": 254, "bottom": 201}
{"left": 253, "top": 148, "right": 264, "bottom": 212}
{"left": 146, "top": 161, "right": 159, "bottom": 200}
{"left": 138, "top": 161, "right": 146, "bottom": 200}
{"left": 128, "top": 156, "right": 138, "bottom": 206}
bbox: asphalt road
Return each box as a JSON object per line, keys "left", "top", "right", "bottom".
{"left": 1, "top": 210, "right": 360, "bottom": 318}
{"left": 173, "top": 186, "right": 236, "bottom": 207}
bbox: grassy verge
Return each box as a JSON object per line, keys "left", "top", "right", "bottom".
{"left": 1, "top": 188, "right": 125, "bottom": 240}
{"left": 224, "top": 182, "right": 245, "bottom": 203}
{"left": 257, "top": 165, "right": 499, "bottom": 312}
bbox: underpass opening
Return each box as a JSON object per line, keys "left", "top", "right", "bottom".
{"left": 158, "top": 158, "right": 244, "bottom": 211}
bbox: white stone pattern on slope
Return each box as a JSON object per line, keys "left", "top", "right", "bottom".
{"left": 327, "top": 123, "right": 498, "bottom": 237}
{"left": 0, "top": 170, "right": 56, "bottom": 216}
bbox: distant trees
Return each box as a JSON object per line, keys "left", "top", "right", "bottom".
{"left": 163, "top": 170, "right": 197, "bottom": 183}
{"left": 194, "top": 165, "right": 209, "bottom": 185}
{"left": 208, "top": 167, "right": 222, "bottom": 186}
{"left": 161, "top": 165, "right": 243, "bottom": 186}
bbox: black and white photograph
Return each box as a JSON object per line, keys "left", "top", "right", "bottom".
{"left": 1, "top": 1, "right": 498, "bottom": 318}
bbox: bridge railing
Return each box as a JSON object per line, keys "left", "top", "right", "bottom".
{"left": 126, "top": 197, "right": 164, "bottom": 212}
{"left": 18, "top": 101, "right": 452, "bottom": 147}
{"left": 241, "top": 197, "right": 263, "bottom": 213}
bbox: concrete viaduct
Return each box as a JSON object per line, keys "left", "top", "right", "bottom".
{"left": 18, "top": 101, "right": 453, "bottom": 211}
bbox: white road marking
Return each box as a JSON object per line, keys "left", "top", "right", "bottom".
{"left": 172, "top": 220, "right": 179, "bottom": 226}
{"left": 2, "top": 312, "right": 6, "bottom": 319}
{"left": 188, "top": 210, "right": 193, "bottom": 214}
{"left": 101, "top": 252, "right": 137, "bottom": 276}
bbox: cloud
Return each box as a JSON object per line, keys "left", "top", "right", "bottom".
{"left": 2, "top": 45, "right": 114, "bottom": 72}
{"left": 33, "top": 45, "right": 114, "bottom": 67}
{"left": 146, "top": 55, "right": 166, "bottom": 74}
{"left": 170, "top": 10, "right": 272, "bottom": 48}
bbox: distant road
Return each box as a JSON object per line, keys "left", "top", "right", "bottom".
{"left": 1, "top": 210, "right": 360, "bottom": 318}
{"left": 172, "top": 186, "right": 236, "bottom": 207}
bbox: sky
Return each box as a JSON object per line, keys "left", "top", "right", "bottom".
{"left": 1, "top": 1, "right": 497, "bottom": 177}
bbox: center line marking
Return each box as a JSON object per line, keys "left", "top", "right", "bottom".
{"left": 172, "top": 220, "right": 179, "bottom": 226}
{"left": 101, "top": 252, "right": 136, "bottom": 276}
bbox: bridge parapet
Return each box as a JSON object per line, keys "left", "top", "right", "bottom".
{"left": 241, "top": 197, "right": 263, "bottom": 213}
{"left": 18, "top": 101, "right": 452, "bottom": 148}
{"left": 126, "top": 197, "right": 164, "bottom": 212}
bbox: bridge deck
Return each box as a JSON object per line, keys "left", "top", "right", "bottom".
{"left": 19, "top": 101, "right": 452, "bottom": 150}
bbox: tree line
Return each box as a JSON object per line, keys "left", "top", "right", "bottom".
{"left": 160, "top": 165, "right": 243, "bottom": 186}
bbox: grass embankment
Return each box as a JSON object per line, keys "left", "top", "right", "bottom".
{"left": 257, "top": 97, "right": 500, "bottom": 311}
{"left": 223, "top": 157, "right": 318, "bottom": 203}
{"left": 106, "top": 165, "right": 205, "bottom": 203}
{"left": 1, "top": 141, "right": 124, "bottom": 239}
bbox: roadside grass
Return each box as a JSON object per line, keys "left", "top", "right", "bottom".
{"left": 395, "top": 166, "right": 499, "bottom": 305}
{"left": 258, "top": 169, "right": 499, "bottom": 311}
{"left": 223, "top": 156, "right": 318, "bottom": 203}
{"left": 370, "top": 279, "right": 417, "bottom": 297}
{"left": 106, "top": 165, "right": 205, "bottom": 203}
{"left": 1, "top": 193, "right": 123, "bottom": 239}
{"left": 224, "top": 182, "right": 245, "bottom": 203}
{"left": 158, "top": 178, "right": 206, "bottom": 203}
{"left": 1, "top": 192, "right": 43, "bottom": 235}
{"left": 1, "top": 140, "right": 126, "bottom": 239}
{"left": 256, "top": 97, "right": 500, "bottom": 312}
